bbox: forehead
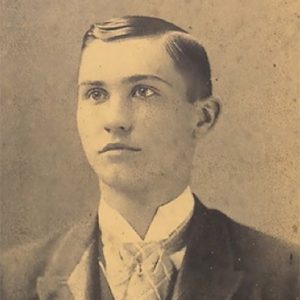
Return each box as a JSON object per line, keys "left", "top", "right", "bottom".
{"left": 78, "top": 36, "right": 184, "bottom": 85}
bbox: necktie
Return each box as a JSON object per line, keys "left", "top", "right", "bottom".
{"left": 120, "top": 242, "right": 177, "bottom": 300}
{"left": 102, "top": 213, "right": 192, "bottom": 300}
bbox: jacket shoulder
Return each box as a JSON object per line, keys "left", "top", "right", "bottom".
{"left": 209, "top": 208, "right": 300, "bottom": 297}
{"left": 210, "top": 208, "right": 299, "bottom": 270}
{"left": 0, "top": 216, "right": 97, "bottom": 300}
{"left": 0, "top": 230, "right": 66, "bottom": 299}
{"left": 203, "top": 209, "right": 300, "bottom": 299}
{"left": 223, "top": 212, "right": 299, "bottom": 272}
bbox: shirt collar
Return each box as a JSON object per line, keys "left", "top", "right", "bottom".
{"left": 98, "top": 186, "right": 195, "bottom": 245}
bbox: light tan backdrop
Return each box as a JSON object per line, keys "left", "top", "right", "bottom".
{"left": 1, "top": 0, "right": 299, "bottom": 250}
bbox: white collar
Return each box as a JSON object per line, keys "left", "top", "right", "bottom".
{"left": 98, "top": 186, "right": 195, "bottom": 245}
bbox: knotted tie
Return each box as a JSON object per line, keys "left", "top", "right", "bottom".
{"left": 102, "top": 213, "right": 191, "bottom": 300}
{"left": 121, "top": 242, "right": 176, "bottom": 300}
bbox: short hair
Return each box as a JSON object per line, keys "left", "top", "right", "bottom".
{"left": 82, "top": 16, "right": 212, "bottom": 101}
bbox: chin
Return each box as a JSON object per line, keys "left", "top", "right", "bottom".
{"left": 95, "top": 165, "right": 147, "bottom": 192}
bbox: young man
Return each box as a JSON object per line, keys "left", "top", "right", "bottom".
{"left": 1, "top": 16, "right": 299, "bottom": 300}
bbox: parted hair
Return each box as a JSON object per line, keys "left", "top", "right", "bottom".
{"left": 82, "top": 16, "right": 212, "bottom": 101}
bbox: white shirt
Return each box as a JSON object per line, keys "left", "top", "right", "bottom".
{"left": 98, "top": 186, "right": 195, "bottom": 299}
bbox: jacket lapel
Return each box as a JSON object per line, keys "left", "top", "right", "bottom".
{"left": 172, "top": 198, "right": 243, "bottom": 300}
{"left": 36, "top": 216, "right": 103, "bottom": 300}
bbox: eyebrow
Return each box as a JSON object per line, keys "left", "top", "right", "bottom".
{"left": 123, "top": 74, "right": 172, "bottom": 87}
{"left": 78, "top": 80, "right": 105, "bottom": 87}
{"left": 78, "top": 75, "right": 172, "bottom": 88}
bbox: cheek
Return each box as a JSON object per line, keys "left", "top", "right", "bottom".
{"left": 77, "top": 109, "right": 99, "bottom": 148}
{"left": 77, "top": 105, "right": 99, "bottom": 132}
{"left": 77, "top": 112, "right": 89, "bottom": 138}
{"left": 140, "top": 107, "right": 194, "bottom": 148}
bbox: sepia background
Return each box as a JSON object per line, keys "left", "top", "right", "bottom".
{"left": 0, "top": 0, "right": 299, "bottom": 250}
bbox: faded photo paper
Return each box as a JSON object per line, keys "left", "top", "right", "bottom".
{"left": 0, "top": 1, "right": 299, "bottom": 299}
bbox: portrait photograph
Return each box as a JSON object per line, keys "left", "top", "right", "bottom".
{"left": 0, "top": 0, "right": 299, "bottom": 299}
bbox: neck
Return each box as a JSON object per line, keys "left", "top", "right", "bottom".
{"left": 99, "top": 180, "right": 189, "bottom": 239}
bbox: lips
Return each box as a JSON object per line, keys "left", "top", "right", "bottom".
{"left": 98, "top": 143, "right": 141, "bottom": 154}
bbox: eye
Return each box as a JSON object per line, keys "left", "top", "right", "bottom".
{"left": 85, "top": 88, "right": 108, "bottom": 103}
{"left": 132, "top": 86, "right": 158, "bottom": 99}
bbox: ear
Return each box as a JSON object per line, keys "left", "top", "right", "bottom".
{"left": 193, "top": 96, "right": 221, "bottom": 137}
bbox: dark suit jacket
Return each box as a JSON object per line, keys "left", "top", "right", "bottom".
{"left": 1, "top": 198, "right": 299, "bottom": 300}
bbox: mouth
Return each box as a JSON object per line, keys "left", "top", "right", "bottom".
{"left": 98, "top": 143, "right": 142, "bottom": 154}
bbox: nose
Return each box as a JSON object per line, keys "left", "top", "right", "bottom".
{"left": 103, "top": 97, "right": 133, "bottom": 135}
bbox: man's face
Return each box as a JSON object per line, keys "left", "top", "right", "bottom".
{"left": 77, "top": 36, "right": 199, "bottom": 193}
